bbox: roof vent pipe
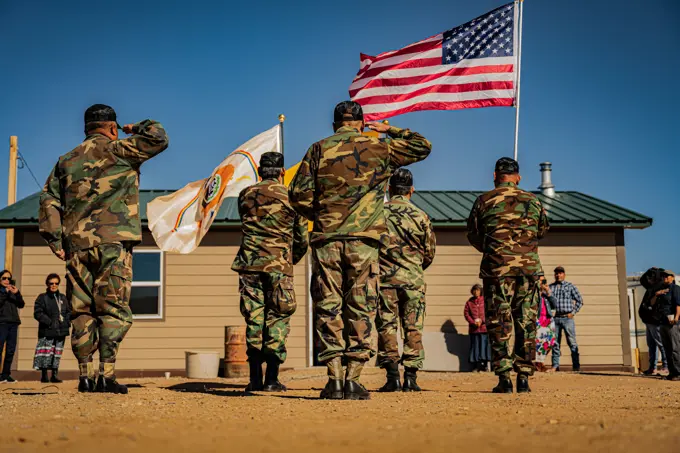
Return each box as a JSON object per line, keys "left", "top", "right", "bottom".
{"left": 538, "top": 162, "right": 555, "bottom": 198}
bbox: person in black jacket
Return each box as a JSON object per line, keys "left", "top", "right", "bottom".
{"left": 0, "top": 269, "right": 25, "bottom": 383}
{"left": 33, "top": 273, "right": 71, "bottom": 383}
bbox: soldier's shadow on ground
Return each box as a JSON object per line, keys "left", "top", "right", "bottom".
{"left": 164, "top": 382, "right": 256, "bottom": 397}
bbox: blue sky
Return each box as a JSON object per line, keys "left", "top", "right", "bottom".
{"left": 0, "top": 0, "right": 677, "bottom": 274}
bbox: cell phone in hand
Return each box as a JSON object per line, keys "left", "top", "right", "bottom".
{"left": 9, "top": 279, "right": 16, "bottom": 286}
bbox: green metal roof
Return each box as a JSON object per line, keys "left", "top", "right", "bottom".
{"left": 0, "top": 190, "right": 652, "bottom": 229}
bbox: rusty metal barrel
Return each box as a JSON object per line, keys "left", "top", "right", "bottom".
{"left": 224, "top": 326, "right": 248, "bottom": 378}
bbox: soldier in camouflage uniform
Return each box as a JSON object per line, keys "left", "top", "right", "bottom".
{"left": 39, "top": 104, "right": 168, "bottom": 394}
{"left": 466, "top": 157, "right": 549, "bottom": 393}
{"left": 377, "top": 169, "right": 436, "bottom": 393}
{"left": 289, "top": 101, "right": 431, "bottom": 400}
{"left": 232, "top": 152, "right": 308, "bottom": 392}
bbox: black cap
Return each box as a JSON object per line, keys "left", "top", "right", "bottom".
{"left": 390, "top": 168, "right": 413, "bottom": 188}
{"left": 260, "top": 152, "right": 284, "bottom": 168}
{"left": 333, "top": 101, "right": 363, "bottom": 123}
{"left": 495, "top": 157, "right": 519, "bottom": 175}
{"left": 84, "top": 104, "right": 122, "bottom": 129}
{"left": 554, "top": 266, "right": 565, "bottom": 274}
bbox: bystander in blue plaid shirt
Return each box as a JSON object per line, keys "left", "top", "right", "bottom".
{"left": 549, "top": 281, "right": 584, "bottom": 315}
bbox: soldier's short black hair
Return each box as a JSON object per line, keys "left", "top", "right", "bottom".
{"left": 390, "top": 168, "right": 413, "bottom": 195}
{"left": 495, "top": 157, "right": 519, "bottom": 175}
{"left": 258, "top": 152, "right": 284, "bottom": 180}
{"left": 333, "top": 101, "right": 363, "bottom": 123}
{"left": 260, "top": 152, "right": 284, "bottom": 168}
{"left": 84, "top": 104, "right": 121, "bottom": 130}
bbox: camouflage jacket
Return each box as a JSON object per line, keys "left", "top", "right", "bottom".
{"left": 39, "top": 120, "right": 169, "bottom": 254}
{"left": 379, "top": 195, "right": 436, "bottom": 291}
{"left": 288, "top": 126, "right": 432, "bottom": 244}
{"left": 231, "top": 179, "right": 309, "bottom": 276}
{"left": 466, "top": 182, "right": 549, "bottom": 278}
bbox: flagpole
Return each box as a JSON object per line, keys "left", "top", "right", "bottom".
{"left": 513, "top": 0, "right": 524, "bottom": 162}
{"left": 278, "top": 114, "right": 286, "bottom": 156}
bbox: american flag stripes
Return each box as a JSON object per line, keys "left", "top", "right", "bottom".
{"left": 350, "top": 2, "right": 519, "bottom": 121}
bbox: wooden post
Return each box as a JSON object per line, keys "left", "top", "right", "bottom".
{"left": 5, "top": 136, "right": 18, "bottom": 270}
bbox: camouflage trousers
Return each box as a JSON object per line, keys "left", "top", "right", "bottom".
{"left": 238, "top": 272, "right": 296, "bottom": 363}
{"left": 311, "top": 239, "right": 380, "bottom": 363}
{"left": 483, "top": 276, "right": 540, "bottom": 376}
{"left": 66, "top": 243, "right": 133, "bottom": 379}
{"left": 376, "top": 286, "right": 426, "bottom": 369}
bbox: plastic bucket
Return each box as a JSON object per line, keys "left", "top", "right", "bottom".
{"left": 185, "top": 350, "right": 220, "bottom": 379}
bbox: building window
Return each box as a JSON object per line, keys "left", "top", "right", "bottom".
{"left": 130, "top": 249, "right": 164, "bottom": 320}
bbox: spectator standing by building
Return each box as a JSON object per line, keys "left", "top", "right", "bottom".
{"left": 638, "top": 267, "right": 668, "bottom": 375}
{"left": 655, "top": 270, "right": 680, "bottom": 381}
{"left": 33, "top": 274, "right": 71, "bottom": 383}
{"left": 550, "top": 266, "right": 583, "bottom": 372}
{"left": 535, "top": 276, "right": 557, "bottom": 372}
{"left": 464, "top": 284, "right": 490, "bottom": 372}
{"left": 0, "top": 269, "right": 25, "bottom": 383}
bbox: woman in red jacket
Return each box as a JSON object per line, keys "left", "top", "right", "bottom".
{"left": 464, "top": 284, "right": 490, "bottom": 372}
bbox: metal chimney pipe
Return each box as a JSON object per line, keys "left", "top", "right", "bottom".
{"left": 538, "top": 162, "right": 555, "bottom": 198}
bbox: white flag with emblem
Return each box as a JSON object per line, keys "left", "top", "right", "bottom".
{"left": 147, "top": 124, "right": 281, "bottom": 254}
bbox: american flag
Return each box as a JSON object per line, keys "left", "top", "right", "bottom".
{"left": 350, "top": 2, "right": 519, "bottom": 121}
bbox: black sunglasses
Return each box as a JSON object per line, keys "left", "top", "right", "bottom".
{"left": 48, "top": 282, "right": 60, "bottom": 286}
{"left": 1, "top": 277, "right": 11, "bottom": 281}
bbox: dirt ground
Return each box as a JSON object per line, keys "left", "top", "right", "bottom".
{"left": 1, "top": 368, "right": 678, "bottom": 453}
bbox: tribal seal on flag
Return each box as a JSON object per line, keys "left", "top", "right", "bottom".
{"left": 147, "top": 124, "right": 281, "bottom": 253}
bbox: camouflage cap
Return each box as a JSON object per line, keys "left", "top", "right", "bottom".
{"left": 333, "top": 101, "right": 363, "bottom": 123}
{"left": 390, "top": 168, "right": 413, "bottom": 188}
{"left": 84, "top": 104, "right": 122, "bottom": 130}
{"left": 495, "top": 157, "right": 519, "bottom": 175}
{"left": 260, "top": 152, "right": 284, "bottom": 168}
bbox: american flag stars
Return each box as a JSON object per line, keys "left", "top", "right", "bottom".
{"left": 442, "top": 3, "right": 515, "bottom": 65}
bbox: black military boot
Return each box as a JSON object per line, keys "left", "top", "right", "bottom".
{"left": 344, "top": 360, "right": 370, "bottom": 400}
{"left": 50, "top": 369, "right": 62, "bottom": 384}
{"left": 378, "top": 362, "right": 402, "bottom": 392}
{"left": 571, "top": 351, "right": 581, "bottom": 372}
{"left": 78, "top": 376, "right": 96, "bottom": 393}
{"left": 96, "top": 375, "right": 128, "bottom": 394}
{"left": 263, "top": 358, "right": 286, "bottom": 392}
{"left": 492, "top": 375, "right": 513, "bottom": 394}
{"left": 516, "top": 373, "right": 531, "bottom": 393}
{"left": 245, "top": 355, "right": 264, "bottom": 392}
{"left": 402, "top": 367, "right": 422, "bottom": 392}
{"left": 320, "top": 357, "right": 344, "bottom": 400}
{"left": 40, "top": 369, "right": 49, "bottom": 383}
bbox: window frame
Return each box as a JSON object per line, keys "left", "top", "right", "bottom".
{"left": 130, "top": 249, "right": 164, "bottom": 320}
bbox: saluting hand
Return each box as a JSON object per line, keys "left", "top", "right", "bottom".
{"left": 122, "top": 124, "right": 135, "bottom": 135}
{"left": 55, "top": 250, "right": 66, "bottom": 261}
{"left": 366, "top": 122, "right": 391, "bottom": 133}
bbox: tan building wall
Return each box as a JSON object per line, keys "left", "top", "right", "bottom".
{"left": 425, "top": 229, "right": 630, "bottom": 369}
{"left": 12, "top": 230, "right": 309, "bottom": 373}
{"left": 11, "top": 227, "right": 630, "bottom": 374}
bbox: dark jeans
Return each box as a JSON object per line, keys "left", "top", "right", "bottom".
{"left": 645, "top": 324, "right": 667, "bottom": 370}
{"left": 0, "top": 323, "right": 19, "bottom": 376}
{"left": 552, "top": 317, "right": 580, "bottom": 369}
{"left": 660, "top": 323, "right": 680, "bottom": 377}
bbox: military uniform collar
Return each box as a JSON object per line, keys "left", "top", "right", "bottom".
{"left": 496, "top": 181, "right": 517, "bottom": 188}
{"left": 390, "top": 195, "right": 411, "bottom": 203}
{"left": 86, "top": 133, "right": 108, "bottom": 140}
{"left": 335, "top": 126, "right": 361, "bottom": 134}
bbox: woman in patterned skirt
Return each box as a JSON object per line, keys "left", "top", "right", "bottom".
{"left": 535, "top": 276, "right": 557, "bottom": 372}
{"left": 33, "top": 274, "right": 71, "bottom": 383}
